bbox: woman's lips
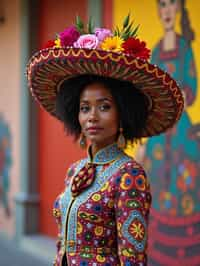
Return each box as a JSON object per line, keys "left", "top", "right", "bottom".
{"left": 165, "top": 17, "right": 171, "bottom": 23}
{"left": 86, "top": 127, "right": 103, "bottom": 134}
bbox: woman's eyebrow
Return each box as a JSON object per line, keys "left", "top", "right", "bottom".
{"left": 80, "top": 100, "right": 89, "bottom": 103}
{"left": 96, "top": 97, "right": 113, "bottom": 102}
{"left": 80, "top": 97, "right": 113, "bottom": 103}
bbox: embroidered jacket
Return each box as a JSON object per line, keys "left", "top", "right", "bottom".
{"left": 53, "top": 143, "right": 151, "bottom": 266}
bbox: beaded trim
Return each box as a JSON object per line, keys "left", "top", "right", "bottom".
{"left": 90, "top": 143, "right": 124, "bottom": 164}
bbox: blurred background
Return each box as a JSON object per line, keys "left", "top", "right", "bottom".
{"left": 0, "top": 0, "right": 199, "bottom": 265}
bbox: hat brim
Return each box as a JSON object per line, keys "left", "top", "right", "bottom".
{"left": 27, "top": 47, "right": 184, "bottom": 137}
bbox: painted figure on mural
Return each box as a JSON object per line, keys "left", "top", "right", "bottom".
{"left": 138, "top": 0, "right": 200, "bottom": 265}
{"left": 27, "top": 15, "right": 184, "bottom": 265}
{"left": 0, "top": 114, "right": 12, "bottom": 217}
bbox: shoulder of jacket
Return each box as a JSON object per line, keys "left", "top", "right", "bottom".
{"left": 120, "top": 157, "right": 144, "bottom": 169}
{"left": 64, "top": 158, "right": 87, "bottom": 184}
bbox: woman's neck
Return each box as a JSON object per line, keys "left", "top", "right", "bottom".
{"left": 162, "top": 30, "right": 176, "bottom": 51}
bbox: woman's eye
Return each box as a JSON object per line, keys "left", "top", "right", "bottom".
{"left": 80, "top": 106, "right": 90, "bottom": 113}
{"left": 99, "top": 104, "right": 111, "bottom": 111}
{"left": 159, "top": 1, "right": 166, "bottom": 7}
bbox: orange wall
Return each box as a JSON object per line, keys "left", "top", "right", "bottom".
{"left": 102, "top": 0, "right": 113, "bottom": 28}
{"left": 38, "top": 0, "right": 88, "bottom": 237}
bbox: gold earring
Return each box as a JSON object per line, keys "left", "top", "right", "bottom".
{"left": 79, "top": 132, "right": 87, "bottom": 149}
{"left": 117, "top": 127, "right": 126, "bottom": 149}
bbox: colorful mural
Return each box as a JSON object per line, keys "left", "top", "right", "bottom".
{"left": 143, "top": 1, "right": 200, "bottom": 265}
{"left": 0, "top": 114, "right": 12, "bottom": 217}
{"left": 114, "top": 0, "right": 200, "bottom": 265}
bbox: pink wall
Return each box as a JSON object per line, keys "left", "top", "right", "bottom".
{"left": 0, "top": 0, "right": 21, "bottom": 237}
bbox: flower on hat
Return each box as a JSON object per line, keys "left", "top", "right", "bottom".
{"left": 101, "top": 36, "right": 124, "bottom": 53}
{"left": 42, "top": 39, "right": 55, "bottom": 49}
{"left": 60, "top": 26, "right": 80, "bottom": 47}
{"left": 74, "top": 34, "right": 99, "bottom": 49}
{"left": 42, "top": 14, "right": 151, "bottom": 59}
{"left": 122, "top": 37, "right": 150, "bottom": 60}
{"left": 94, "top": 28, "right": 112, "bottom": 42}
{"left": 54, "top": 37, "right": 61, "bottom": 48}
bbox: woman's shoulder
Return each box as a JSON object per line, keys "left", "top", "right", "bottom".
{"left": 66, "top": 158, "right": 87, "bottom": 176}
{"left": 113, "top": 157, "right": 150, "bottom": 192}
{"left": 53, "top": 157, "right": 87, "bottom": 216}
{"left": 65, "top": 157, "right": 87, "bottom": 185}
{"left": 120, "top": 157, "right": 146, "bottom": 174}
{"left": 176, "top": 33, "right": 190, "bottom": 50}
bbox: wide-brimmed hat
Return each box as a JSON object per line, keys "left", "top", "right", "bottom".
{"left": 27, "top": 15, "right": 184, "bottom": 138}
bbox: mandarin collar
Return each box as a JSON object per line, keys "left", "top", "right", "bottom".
{"left": 87, "top": 143, "right": 124, "bottom": 165}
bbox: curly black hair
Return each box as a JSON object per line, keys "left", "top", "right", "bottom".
{"left": 56, "top": 74, "right": 149, "bottom": 142}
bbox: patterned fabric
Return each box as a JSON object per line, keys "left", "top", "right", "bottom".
{"left": 27, "top": 47, "right": 184, "bottom": 138}
{"left": 144, "top": 34, "right": 200, "bottom": 266}
{"left": 53, "top": 143, "right": 151, "bottom": 265}
{"left": 71, "top": 163, "right": 96, "bottom": 197}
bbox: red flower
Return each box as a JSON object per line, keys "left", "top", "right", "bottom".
{"left": 122, "top": 37, "right": 150, "bottom": 60}
{"left": 42, "top": 39, "right": 55, "bottom": 49}
{"left": 60, "top": 26, "right": 80, "bottom": 47}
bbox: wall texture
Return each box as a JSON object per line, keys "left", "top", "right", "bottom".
{"left": 0, "top": 0, "right": 21, "bottom": 237}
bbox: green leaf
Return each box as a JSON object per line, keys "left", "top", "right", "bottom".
{"left": 114, "top": 29, "right": 118, "bottom": 36}
{"left": 87, "top": 16, "right": 94, "bottom": 34}
{"left": 122, "top": 32, "right": 129, "bottom": 40}
{"left": 116, "top": 26, "right": 120, "bottom": 36}
{"left": 76, "top": 15, "right": 84, "bottom": 29}
{"left": 124, "top": 21, "right": 133, "bottom": 34}
{"left": 113, "top": 26, "right": 120, "bottom": 36}
{"left": 123, "top": 13, "right": 130, "bottom": 29}
{"left": 131, "top": 24, "right": 140, "bottom": 37}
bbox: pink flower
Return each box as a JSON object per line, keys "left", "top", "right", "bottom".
{"left": 94, "top": 28, "right": 112, "bottom": 42}
{"left": 74, "top": 34, "right": 99, "bottom": 49}
{"left": 60, "top": 26, "right": 80, "bottom": 47}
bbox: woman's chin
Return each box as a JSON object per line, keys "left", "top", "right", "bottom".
{"left": 87, "top": 135, "right": 102, "bottom": 144}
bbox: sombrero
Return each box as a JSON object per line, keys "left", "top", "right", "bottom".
{"left": 27, "top": 15, "right": 184, "bottom": 137}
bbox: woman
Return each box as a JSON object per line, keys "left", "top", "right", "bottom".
{"left": 27, "top": 15, "right": 184, "bottom": 265}
{"left": 139, "top": 1, "right": 200, "bottom": 265}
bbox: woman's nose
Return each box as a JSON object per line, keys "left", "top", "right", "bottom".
{"left": 88, "top": 108, "right": 98, "bottom": 122}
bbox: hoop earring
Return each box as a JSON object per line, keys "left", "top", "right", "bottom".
{"left": 117, "top": 127, "right": 126, "bottom": 149}
{"left": 79, "top": 132, "right": 87, "bottom": 149}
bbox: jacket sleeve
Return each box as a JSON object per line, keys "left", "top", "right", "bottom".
{"left": 52, "top": 162, "right": 77, "bottom": 265}
{"left": 53, "top": 193, "right": 63, "bottom": 266}
{"left": 115, "top": 161, "right": 151, "bottom": 265}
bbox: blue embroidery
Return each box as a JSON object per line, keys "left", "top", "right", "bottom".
{"left": 60, "top": 159, "right": 87, "bottom": 243}
{"left": 122, "top": 210, "right": 147, "bottom": 252}
{"left": 125, "top": 260, "right": 132, "bottom": 266}
{"left": 92, "top": 143, "right": 124, "bottom": 164}
{"left": 80, "top": 261, "right": 88, "bottom": 266}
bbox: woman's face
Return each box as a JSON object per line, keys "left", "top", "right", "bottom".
{"left": 79, "top": 83, "right": 119, "bottom": 148}
{"left": 158, "top": 0, "right": 179, "bottom": 31}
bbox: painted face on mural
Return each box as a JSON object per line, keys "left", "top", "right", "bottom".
{"left": 158, "top": 0, "right": 179, "bottom": 31}
{"left": 79, "top": 83, "right": 119, "bottom": 149}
